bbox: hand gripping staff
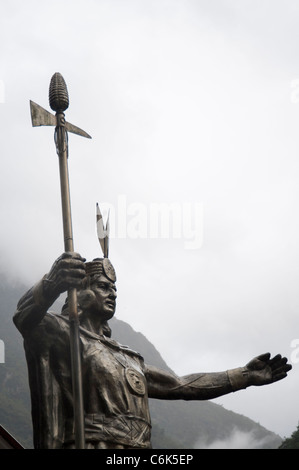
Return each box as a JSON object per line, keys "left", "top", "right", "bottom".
{"left": 30, "top": 73, "right": 91, "bottom": 449}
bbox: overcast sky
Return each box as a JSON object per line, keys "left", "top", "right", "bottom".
{"left": 1, "top": 0, "right": 299, "bottom": 441}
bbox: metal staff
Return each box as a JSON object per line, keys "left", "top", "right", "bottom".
{"left": 30, "top": 73, "right": 91, "bottom": 449}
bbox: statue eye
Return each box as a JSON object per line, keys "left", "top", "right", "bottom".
{"left": 94, "top": 282, "right": 116, "bottom": 293}
{"left": 95, "top": 283, "right": 107, "bottom": 290}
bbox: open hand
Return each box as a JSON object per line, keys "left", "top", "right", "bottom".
{"left": 246, "top": 353, "right": 292, "bottom": 386}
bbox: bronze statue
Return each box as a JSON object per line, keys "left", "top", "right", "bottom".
{"left": 13, "top": 252, "right": 292, "bottom": 449}
{"left": 14, "top": 73, "right": 292, "bottom": 449}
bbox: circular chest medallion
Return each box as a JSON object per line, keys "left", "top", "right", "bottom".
{"left": 125, "top": 367, "right": 145, "bottom": 396}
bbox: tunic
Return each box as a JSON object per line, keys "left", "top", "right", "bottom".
{"left": 14, "top": 306, "right": 151, "bottom": 449}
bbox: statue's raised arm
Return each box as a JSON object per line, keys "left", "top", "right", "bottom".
{"left": 13, "top": 252, "right": 86, "bottom": 335}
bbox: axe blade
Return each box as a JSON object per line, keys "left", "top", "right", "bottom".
{"left": 30, "top": 100, "right": 56, "bottom": 127}
{"left": 30, "top": 100, "right": 92, "bottom": 139}
{"left": 65, "top": 121, "right": 92, "bottom": 139}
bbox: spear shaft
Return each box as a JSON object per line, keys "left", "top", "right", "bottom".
{"left": 30, "top": 73, "right": 91, "bottom": 449}
{"left": 55, "top": 120, "right": 85, "bottom": 449}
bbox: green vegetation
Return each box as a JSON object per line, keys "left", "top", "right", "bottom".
{"left": 279, "top": 424, "right": 299, "bottom": 449}
{"left": 0, "top": 277, "right": 33, "bottom": 448}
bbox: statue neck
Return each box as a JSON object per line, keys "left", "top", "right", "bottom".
{"left": 79, "top": 312, "right": 106, "bottom": 336}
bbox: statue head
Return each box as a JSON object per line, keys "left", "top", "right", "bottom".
{"left": 77, "top": 257, "right": 117, "bottom": 322}
{"left": 62, "top": 204, "right": 117, "bottom": 335}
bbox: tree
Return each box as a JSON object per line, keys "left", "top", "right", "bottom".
{"left": 279, "top": 424, "right": 299, "bottom": 449}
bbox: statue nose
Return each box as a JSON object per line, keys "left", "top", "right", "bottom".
{"left": 109, "top": 289, "right": 117, "bottom": 299}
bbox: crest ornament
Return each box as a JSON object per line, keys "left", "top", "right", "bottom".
{"left": 103, "top": 258, "right": 116, "bottom": 282}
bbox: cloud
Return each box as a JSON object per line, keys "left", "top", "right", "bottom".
{"left": 195, "top": 427, "right": 277, "bottom": 449}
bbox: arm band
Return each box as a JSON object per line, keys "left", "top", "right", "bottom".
{"left": 227, "top": 367, "right": 249, "bottom": 391}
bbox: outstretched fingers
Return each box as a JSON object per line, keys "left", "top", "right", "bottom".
{"left": 268, "top": 354, "right": 282, "bottom": 366}
{"left": 256, "top": 352, "right": 271, "bottom": 363}
{"left": 270, "top": 356, "right": 292, "bottom": 382}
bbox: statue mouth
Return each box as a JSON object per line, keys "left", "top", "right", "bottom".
{"left": 106, "top": 301, "right": 115, "bottom": 309}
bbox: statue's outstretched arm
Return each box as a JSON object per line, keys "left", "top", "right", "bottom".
{"left": 145, "top": 353, "right": 292, "bottom": 401}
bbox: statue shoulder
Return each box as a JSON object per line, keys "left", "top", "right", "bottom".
{"left": 102, "top": 335, "right": 145, "bottom": 363}
{"left": 27, "top": 311, "right": 70, "bottom": 339}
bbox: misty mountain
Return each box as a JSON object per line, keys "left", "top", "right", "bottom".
{"left": 0, "top": 274, "right": 282, "bottom": 449}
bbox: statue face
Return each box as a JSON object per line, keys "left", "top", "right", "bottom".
{"left": 90, "top": 274, "right": 117, "bottom": 320}
{"left": 78, "top": 274, "right": 117, "bottom": 320}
